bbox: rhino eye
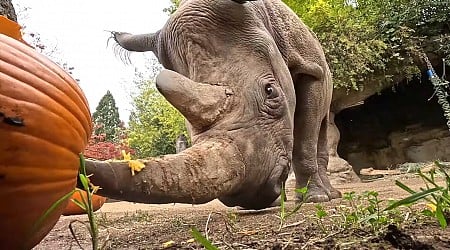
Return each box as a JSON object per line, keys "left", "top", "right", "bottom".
{"left": 264, "top": 83, "right": 278, "bottom": 99}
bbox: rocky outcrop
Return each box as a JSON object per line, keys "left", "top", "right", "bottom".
{"left": 327, "top": 112, "right": 360, "bottom": 184}
{"left": 334, "top": 78, "right": 450, "bottom": 174}
{"left": 327, "top": 51, "right": 449, "bottom": 182}
{"left": 345, "top": 125, "right": 450, "bottom": 172}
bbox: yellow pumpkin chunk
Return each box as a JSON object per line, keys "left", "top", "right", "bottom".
{"left": 427, "top": 203, "right": 437, "bottom": 212}
{"left": 121, "top": 150, "right": 145, "bottom": 176}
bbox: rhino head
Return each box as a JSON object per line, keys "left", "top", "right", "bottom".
{"left": 85, "top": 0, "right": 298, "bottom": 209}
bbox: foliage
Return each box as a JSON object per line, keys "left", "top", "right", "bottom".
{"left": 163, "top": 0, "right": 181, "bottom": 14}
{"left": 92, "top": 91, "right": 121, "bottom": 142}
{"left": 386, "top": 161, "right": 450, "bottom": 229}
{"left": 304, "top": 191, "right": 409, "bottom": 235}
{"left": 278, "top": 185, "right": 308, "bottom": 229}
{"left": 35, "top": 155, "right": 107, "bottom": 250}
{"left": 283, "top": 0, "right": 450, "bottom": 90}
{"left": 128, "top": 75, "right": 187, "bottom": 158}
{"left": 68, "top": 154, "right": 103, "bottom": 250}
{"left": 84, "top": 122, "right": 135, "bottom": 160}
{"left": 337, "top": 191, "right": 406, "bottom": 232}
{"left": 190, "top": 227, "right": 218, "bottom": 250}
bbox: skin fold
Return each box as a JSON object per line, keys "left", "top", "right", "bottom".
{"left": 84, "top": 0, "right": 341, "bottom": 209}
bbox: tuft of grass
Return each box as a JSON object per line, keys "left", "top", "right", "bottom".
{"left": 385, "top": 161, "right": 450, "bottom": 229}
{"left": 321, "top": 191, "right": 409, "bottom": 233}
{"left": 31, "top": 154, "right": 106, "bottom": 250}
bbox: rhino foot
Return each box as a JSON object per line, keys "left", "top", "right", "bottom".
{"left": 295, "top": 182, "right": 330, "bottom": 203}
{"left": 328, "top": 187, "right": 342, "bottom": 199}
{"left": 295, "top": 173, "right": 343, "bottom": 203}
{"left": 318, "top": 168, "right": 342, "bottom": 200}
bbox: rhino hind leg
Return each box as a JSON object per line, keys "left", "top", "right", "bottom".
{"left": 317, "top": 115, "right": 342, "bottom": 200}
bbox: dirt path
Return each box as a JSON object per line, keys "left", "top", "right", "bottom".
{"left": 34, "top": 173, "right": 450, "bottom": 249}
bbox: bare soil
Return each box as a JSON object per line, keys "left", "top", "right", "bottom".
{"left": 34, "top": 174, "right": 450, "bottom": 249}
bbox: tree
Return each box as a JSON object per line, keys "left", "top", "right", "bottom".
{"left": 128, "top": 72, "right": 188, "bottom": 157}
{"left": 0, "top": 0, "right": 17, "bottom": 21}
{"left": 163, "top": 0, "right": 181, "bottom": 14}
{"left": 92, "top": 90, "right": 121, "bottom": 142}
{"left": 283, "top": 0, "right": 450, "bottom": 91}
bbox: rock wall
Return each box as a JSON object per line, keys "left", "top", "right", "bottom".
{"left": 335, "top": 78, "right": 450, "bottom": 174}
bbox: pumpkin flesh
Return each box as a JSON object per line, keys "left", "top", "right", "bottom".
{"left": 63, "top": 189, "right": 107, "bottom": 216}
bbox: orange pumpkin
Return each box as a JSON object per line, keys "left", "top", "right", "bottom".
{"left": 0, "top": 34, "right": 92, "bottom": 249}
{"left": 63, "top": 189, "right": 107, "bottom": 216}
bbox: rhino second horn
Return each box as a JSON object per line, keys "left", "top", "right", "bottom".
{"left": 156, "top": 69, "right": 233, "bottom": 130}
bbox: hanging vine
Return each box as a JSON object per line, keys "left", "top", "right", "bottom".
{"left": 424, "top": 55, "right": 450, "bottom": 131}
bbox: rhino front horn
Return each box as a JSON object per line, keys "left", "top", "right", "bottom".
{"left": 83, "top": 138, "right": 245, "bottom": 204}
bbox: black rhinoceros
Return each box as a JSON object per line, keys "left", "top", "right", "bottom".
{"left": 84, "top": 0, "right": 341, "bottom": 209}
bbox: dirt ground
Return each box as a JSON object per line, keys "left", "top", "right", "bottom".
{"left": 34, "top": 173, "right": 450, "bottom": 249}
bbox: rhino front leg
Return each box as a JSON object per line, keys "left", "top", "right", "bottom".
{"left": 292, "top": 74, "right": 330, "bottom": 203}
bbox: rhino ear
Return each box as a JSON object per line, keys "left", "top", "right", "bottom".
{"left": 231, "top": 0, "right": 257, "bottom": 3}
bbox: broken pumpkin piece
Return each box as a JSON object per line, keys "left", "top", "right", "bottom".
{"left": 128, "top": 160, "right": 145, "bottom": 176}
{"left": 0, "top": 16, "right": 30, "bottom": 45}
{"left": 121, "top": 150, "right": 145, "bottom": 176}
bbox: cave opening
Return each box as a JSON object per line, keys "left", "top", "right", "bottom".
{"left": 335, "top": 76, "right": 450, "bottom": 173}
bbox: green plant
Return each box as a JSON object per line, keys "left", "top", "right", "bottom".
{"left": 69, "top": 154, "right": 103, "bottom": 250}
{"left": 315, "top": 204, "right": 328, "bottom": 233}
{"left": 67, "top": 154, "right": 108, "bottom": 250}
{"left": 334, "top": 191, "right": 406, "bottom": 232}
{"left": 92, "top": 90, "right": 121, "bottom": 142}
{"left": 385, "top": 161, "right": 450, "bottom": 229}
{"left": 278, "top": 184, "right": 308, "bottom": 229}
{"left": 190, "top": 227, "right": 218, "bottom": 250}
{"left": 128, "top": 78, "right": 188, "bottom": 157}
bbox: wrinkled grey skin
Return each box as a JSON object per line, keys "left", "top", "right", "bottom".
{"left": 86, "top": 0, "right": 340, "bottom": 209}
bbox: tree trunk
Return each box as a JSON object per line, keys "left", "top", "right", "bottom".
{"left": 0, "top": 0, "right": 17, "bottom": 22}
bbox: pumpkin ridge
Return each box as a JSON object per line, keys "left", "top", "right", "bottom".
{"left": 0, "top": 62, "right": 91, "bottom": 141}
{"left": 1, "top": 176, "right": 76, "bottom": 193}
{"left": 0, "top": 70, "right": 88, "bottom": 142}
{"left": 0, "top": 95, "right": 85, "bottom": 154}
{"left": 0, "top": 39, "right": 92, "bottom": 137}
{"left": 0, "top": 173, "right": 76, "bottom": 192}
{"left": 0, "top": 55, "right": 91, "bottom": 139}
{"left": 0, "top": 34, "right": 90, "bottom": 110}
{"left": 0, "top": 34, "right": 91, "bottom": 123}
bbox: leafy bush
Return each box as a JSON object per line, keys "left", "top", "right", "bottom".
{"left": 128, "top": 77, "right": 187, "bottom": 158}
{"left": 284, "top": 0, "right": 449, "bottom": 90}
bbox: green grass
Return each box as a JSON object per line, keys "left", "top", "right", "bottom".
{"left": 385, "top": 161, "right": 450, "bottom": 229}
